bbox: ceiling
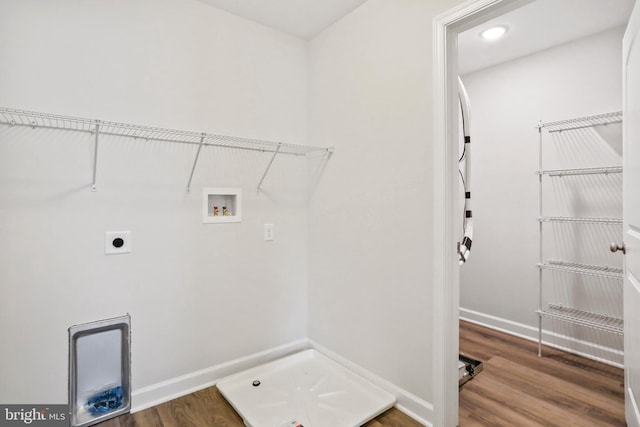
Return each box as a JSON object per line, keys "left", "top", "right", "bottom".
{"left": 197, "top": 0, "right": 368, "bottom": 40}
{"left": 196, "top": 0, "right": 635, "bottom": 72}
{"left": 458, "top": 0, "right": 635, "bottom": 74}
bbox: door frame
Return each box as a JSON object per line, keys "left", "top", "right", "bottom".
{"left": 623, "top": 2, "right": 640, "bottom": 425}
{"left": 431, "top": 0, "right": 534, "bottom": 425}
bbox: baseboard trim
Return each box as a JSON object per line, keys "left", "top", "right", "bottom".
{"left": 628, "top": 386, "right": 640, "bottom": 427}
{"left": 131, "top": 338, "right": 309, "bottom": 412}
{"left": 308, "top": 339, "right": 433, "bottom": 426}
{"left": 460, "top": 307, "right": 623, "bottom": 368}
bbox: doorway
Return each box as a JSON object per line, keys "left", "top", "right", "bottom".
{"left": 433, "top": 0, "right": 633, "bottom": 425}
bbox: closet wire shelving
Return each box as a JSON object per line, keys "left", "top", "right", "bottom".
{"left": 538, "top": 216, "right": 622, "bottom": 224}
{"left": 535, "top": 111, "right": 624, "bottom": 357}
{"left": 539, "top": 166, "right": 623, "bottom": 177}
{"left": 0, "top": 107, "right": 333, "bottom": 192}
{"left": 537, "top": 260, "right": 623, "bottom": 280}
{"left": 540, "top": 111, "right": 623, "bottom": 132}
{"left": 541, "top": 305, "right": 624, "bottom": 335}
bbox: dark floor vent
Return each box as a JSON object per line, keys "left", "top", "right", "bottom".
{"left": 459, "top": 353, "right": 483, "bottom": 387}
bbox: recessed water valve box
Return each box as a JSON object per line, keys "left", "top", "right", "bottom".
{"left": 105, "top": 231, "right": 131, "bottom": 255}
{"left": 202, "top": 187, "right": 242, "bottom": 224}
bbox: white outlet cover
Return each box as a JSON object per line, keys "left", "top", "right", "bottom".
{"left": 264, "top": 223, "right": 274, "bottom": 241}
{"left": 105, "top": 231, "right": 132, "bottom": 255}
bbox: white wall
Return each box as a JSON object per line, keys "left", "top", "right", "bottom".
{"left": 0, "top": 0, "right": 310, "bottom": 405}
{"left": 459, "top": 26, "right": 625, "bottom": 363}
{"left": 0, "top": 0, "right": 559, "bottom": 423}
{"left": 307, "top": 0, "right": 464, "bottom": 417}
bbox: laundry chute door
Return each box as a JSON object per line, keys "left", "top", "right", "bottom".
{"left": 624, "top": 2, "right": 640, "bottom": 426}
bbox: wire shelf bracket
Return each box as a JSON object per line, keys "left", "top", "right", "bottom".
{"left": 257, "top": 142, "right": 282, "bottom": 193}
{"left": 0, "top": 106, "right": 333, "bottom": 193}
{"left": 186, "top": 134, "right": 206, "bottom": 194}
{"left": 92, "top": 122, "right": 100, "bottom": 192}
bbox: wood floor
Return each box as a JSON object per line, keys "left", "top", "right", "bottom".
{"left": 96, "top": 321, "right": 624, "bottom": 427}
{"left": 95, "top": 384, "right": 422, "bottom": 427}
{"left": 459, "top": 320, "right": 625, "bottom": 426}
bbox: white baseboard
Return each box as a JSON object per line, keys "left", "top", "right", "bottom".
{"left": 308, "top": 339, "right": 433, "bottom": 427}
{"left": 131, "top": 338, "right": 309, "bottom": 412}
{"left": 628, "top": 386, "right": 640, "bottom": 427}
{"left": 459, "top": 307, "right": 623, "bottom": 368}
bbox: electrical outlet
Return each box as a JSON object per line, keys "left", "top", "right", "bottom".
{"left": 105, "top": 231, "right": 132, "bottom": 254}
{"left": 264, "top": 223, "right": 274, "bottom": 241}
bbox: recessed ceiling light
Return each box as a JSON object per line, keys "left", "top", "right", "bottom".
{"left": 481, "top": 26, "right": 507, "bottom": 40}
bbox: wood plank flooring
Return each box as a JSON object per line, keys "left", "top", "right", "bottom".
{"left": 96, "top": 321, "right": 624, "bottom": 427}
{"left": 96, "top": 384, "right": 422, "bottom": 427}
{"left": 459, "top": 320, "right": 625, "bottom": 426}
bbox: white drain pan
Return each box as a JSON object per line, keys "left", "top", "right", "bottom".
{"left": 217, "top": 349, "right": 396, "bottom": 427}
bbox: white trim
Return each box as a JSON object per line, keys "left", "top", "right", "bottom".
{"left": 625, "top": 3, "right": 640, "bottom": 425}
{"left": 461, "top": 308, "right": 543, "bottom": 343}
{"left": 131, "top": 338, "right": 309, "bottom": 412}
{"left": 432, "top": 1, "right": 534, "bottom": 425}
{"left": 432, "top": 7, "right": 460, "bottom": 427}
{"left": 628, "top": 386, "right": 640, "bottom": 427}
{"left": 309, "top": 339, "right": 433, "bottom": 426}
{"left": 460, "top": 308, "right": 624, "bottom": 368}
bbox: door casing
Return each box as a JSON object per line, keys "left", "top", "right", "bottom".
{"left": 432, "top": 1, "right": 535, "bottom": 425}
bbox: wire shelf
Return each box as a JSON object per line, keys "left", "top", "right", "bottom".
{"left": 537, "top": 260, "right": 623, "bottom": 280}
{"left": 537, "top": 304, "right": 623, "bottom": 335}
{"left": 0, "top": 107, "right": 331, "bottom": 156}
{"left": 538, "top": 216, "right": 622, "bottom": 225}
{"left": 539, "top": 111, "right": 622, "bottom": 133}
{"left": 0, "top": 106, "right": 333, "bottom": 192}
{"left": 539, "top": 166, "right": 623, "bottom": 177}
{"left": 536, "top": 110, "right": 625, "bottom": 356}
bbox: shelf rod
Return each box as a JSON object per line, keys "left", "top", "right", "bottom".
{"left": 2, "top": 121, "right": 95, "bottom": 135}
{"left": 541, "top": 111, "right": 622, "bottom": 132}
{"left": 96, "top": 130, "right": 302, "bottom": 155}
{"left": 548, "top": 121, "right": 621, "bottom": 133}
{"left": 92, "top": 121, "right": 100, "bottom": 192}
{"left": 538, "top": 166, "right": 623, "bottom": 177}
{"left": 537, "top": 306, "right": 623, "bottom": 335}
{"left": 549, "top": 259, "right": 623, "bottom": 274}
{"left": 257, "top": 142, "right": 281, "bottom": 193}
{"left": 538, "top": 216, "right": 622, "bottom": 224}
{"left": 537, "top": 262, "right": 623, "bottom": 280}
{"left": 186, "top": 134, "right": 206, "bottom": 194}
{"left": 0, "top": 106, "right": 331, "bottom": 156}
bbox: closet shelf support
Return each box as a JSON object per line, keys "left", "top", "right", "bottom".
{"left": 257, "top": 142, "right": 282, "bottom": 193}
{"left": 92, "top": 121, "right": 100, "bottom": 192}
{"left": 186, "top": 134, "right": 206, "bottom": 194}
